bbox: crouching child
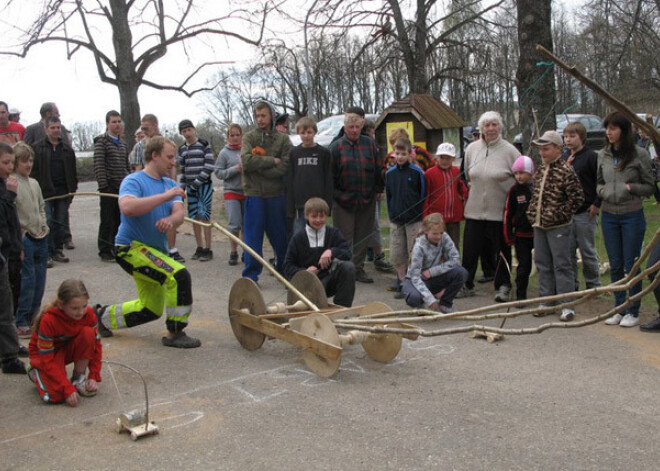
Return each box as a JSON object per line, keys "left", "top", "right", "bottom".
{"left": 402, "top": 213, "right": 468, "bottom": 313}
{"left": 283, "top": 198, "right": 356, "bottom": 307}
{"left": 28, "top": 280, "right": 102, "bottom": 407}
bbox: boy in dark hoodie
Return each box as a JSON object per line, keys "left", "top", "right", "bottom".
{"left": 241, "top": 101, "right": 291, "bottom": 282}
{"left": 503, "top": 155, "right": 535, "bottom": 300}
{"left": 0, "top": 142, "right": 27, "bottom": 374}
{"left": 283, "top": 198, "right": 355, "bottom": 307}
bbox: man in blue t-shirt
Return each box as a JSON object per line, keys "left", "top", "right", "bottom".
{"left": 95, "top": 136, "right": 201, "bottom": 348}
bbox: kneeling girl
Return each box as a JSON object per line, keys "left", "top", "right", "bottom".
{"left": 28, "top": 280, "right": 102, "bottom": 407}
{"left": 402, "top": 213, "right": 468, "bottom": 313}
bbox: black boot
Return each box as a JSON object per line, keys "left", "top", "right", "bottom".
{"left": 640, "top": 316, "right": 660, "bottom": 332}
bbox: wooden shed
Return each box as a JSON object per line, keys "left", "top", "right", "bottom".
{"left": 374, "top": 94, "right": 468, "bottom": 162}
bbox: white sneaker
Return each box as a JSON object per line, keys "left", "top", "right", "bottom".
{"left": 619, "top": 313, "right": 640, "bottom": 328}
{"left": 494, "top": 285, "right": 511, "bottom": 303}
{"left": 560, "top": 308, "right": 575, "bottom": 322}
{"left": 605, "top": 313, "right": 623, "bottom": 325}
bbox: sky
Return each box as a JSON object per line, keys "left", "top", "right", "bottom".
{"left": 0, "top": 0, "right": 578, "bottom": 129}
{"left": 0, "top": 0, "right": 275, "bottom": 127}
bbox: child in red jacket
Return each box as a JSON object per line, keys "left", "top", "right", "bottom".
{"left": 423, "top": 143, "right": 468, "bottom": 251}
{"left": 28, "top": 280, "right": 102, "bottom": 407}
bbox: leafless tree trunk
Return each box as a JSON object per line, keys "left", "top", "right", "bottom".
{"left": 516, "top": 0, "right": 556, "bottom": 155}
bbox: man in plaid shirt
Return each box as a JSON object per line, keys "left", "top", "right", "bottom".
{"left": 329, "top": 112, "right": 385, "bottom": 283}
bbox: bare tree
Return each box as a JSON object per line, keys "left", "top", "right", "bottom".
{"left": 516, "top": 0, "right": 556, "bottom": 154}
{"left": 1, "top": 0, "right": 271, "bottom": 147}
{"left": 307, "top": 0, "right": 505, "bottom": 94}
{"left": 70, "top": 120, "right": 104, "bottom": 151}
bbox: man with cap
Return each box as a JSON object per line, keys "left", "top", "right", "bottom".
{"left": 176, "top": 119, "right": 215, "bottom": 261}
{"left": 275, "top": 112, "right": 290, "bottom": 134}
{"left": 526, "top": 130, "right": 584, "bottom": 322}
{"left": 7, "top": 107, "right": 25, "bottom": 137}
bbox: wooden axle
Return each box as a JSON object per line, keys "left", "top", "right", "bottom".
{"left": 265, "top": 300, "right": 309, "bottom": 314}
{"left": 227, "top": 272, "right": 408, "bottom": 377}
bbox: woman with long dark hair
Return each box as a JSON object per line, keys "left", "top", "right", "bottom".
{"left": 597, "top": 112, "right": 655, "bottom": 327}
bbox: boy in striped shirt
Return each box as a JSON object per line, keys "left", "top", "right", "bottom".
{"left": 177, "top": 120, "right": 215, "bottom": 261}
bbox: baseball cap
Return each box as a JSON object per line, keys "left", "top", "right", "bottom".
{"left": 178, "top": 119, "right": 194, "bottom": 132}
{"left": 9, "top": 108, "right": 21, "bottom": 115}
{"left": 275, "top": 112, "right": 289, "bottom": 125}
{"left": 532, "top": 130, "right": 563, "bottom": 147}
{"left": 511, "top": 155, "right": 535, "bottom": 174}
{"left": 470, "top": 123, "right": 480, "bottom": 135}
{"left": 434, "top": 142, "right": 456, "bottom": 157}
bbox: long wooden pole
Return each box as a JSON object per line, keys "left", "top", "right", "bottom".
{"left": 535, "top": 44, "right": 660, "bottom": 144}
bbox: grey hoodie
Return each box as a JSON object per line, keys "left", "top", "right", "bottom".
{"left": 405, "top": 233, "right": 461, "bottom": 307}
{"left": 214, "top": 144, "right": 244, "bottom": 195}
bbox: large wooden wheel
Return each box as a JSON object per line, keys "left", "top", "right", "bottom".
{"left": 358, "top": 302, "right": 403, "bottom": 363}
{"left": 299, "top": 313, "right": 341, "bottom": 378}
{"left": 287, "top": 270, "right": 328, "bottom": 309}
{"left": 228, "top": 278, "right": 267, "bottom": 350}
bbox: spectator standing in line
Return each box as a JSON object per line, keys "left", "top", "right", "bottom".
{"left": 241, "top": 101, "right": 291, "bottom": 282}
{"left": 503, "top": 156, "right": 535, "bottom": 301}
{"left": 562, "top": 121, "right": 602, "bottom": 291}
{"left": 128, "top": 127, "right": 146, "bottom": 171}
{"left": 12, "top": 143, "right": 49, "bottom": 338}
{"left": 598, "top": 112, "right": 655, "bottom": 328}
{"left": 93, "top": 110, "right": 130, "bottom": 262}
{"left": 177, "top": 119, "right": 215, "bottom": 261}
{"left": 0, "top": 142, "right": 26, "bottom": 374}
{"left": 423, "top": 142, "right": 468, "bottom": 251}
{"left": 24, "top": 102, "right": 74, "bottom": 250}
{"left": 287, "top": 117, "right": 333, "bottom": 235}
{"left": 527, "top": 131, "right": 584, "bottom": 321}
{"left": 0, "top": 101, "right": 24, "bottom": 145}
{"left": 31, "top": 117, "right": 77, "bottom": 265}
{"left": 329, "top": 112, "right": 384, "bottom": 283}
{"left": 385, "top": 137, "right": 425, "bottom": 299}
{"left": 458, "top": 111, "right": 519, "bottom": 302}
{"left": 365, "top": 120, "right": 394, "bottom": 273}
{"left": 215, "top": 124, "right": 245, "bottom": 266}
{"left": 24, "top": 102, "right": 72, "bottom": 147}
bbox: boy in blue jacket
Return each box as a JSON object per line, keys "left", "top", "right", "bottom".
{"left": 385, "top": 137, "right": 425, "bottom": 297}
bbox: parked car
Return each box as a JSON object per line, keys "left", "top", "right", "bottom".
{"left": 289, "top": 113, "right": 380, "bottom": 147}
{"left": 514, "top": 113, "right": 605, "bottom": 152}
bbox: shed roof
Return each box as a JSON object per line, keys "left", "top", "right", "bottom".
{"left": 375, "top": 94, "right": 467, "bottom": 130}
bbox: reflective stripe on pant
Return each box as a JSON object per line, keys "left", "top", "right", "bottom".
{"left": 109, "top": 242, "right": 193, "bottom": 333}
{"left": 29, "top": 326, "right": 96, "bottom": 403}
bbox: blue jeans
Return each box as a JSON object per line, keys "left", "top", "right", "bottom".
{"left": 15, "top": 235, "right": 49, "bottom": 327}
{"left": 46, "top": 197, "right": 70, "bottom": 255}
{"left": 601, "top": 210, "right": 646, "bottom": 316}
{"left": 242, "top": 195, "right": 288, "bottom": 282}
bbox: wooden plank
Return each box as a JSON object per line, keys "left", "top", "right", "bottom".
{"left": 232, "top": 310, "right": 342, "bottom": 360}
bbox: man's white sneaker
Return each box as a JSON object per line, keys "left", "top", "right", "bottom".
{"left": 619, "top": 313, "right": 640, "bottom": 328}
{"left": 605, "top": 313, "right": 623, "bottom": 325}
{"left": 559, "top": 308, "right": 575, "bottom": 322}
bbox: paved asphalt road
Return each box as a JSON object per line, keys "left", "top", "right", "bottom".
{"left": 1, "top": 182, "right": 659, "bottom": 470}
